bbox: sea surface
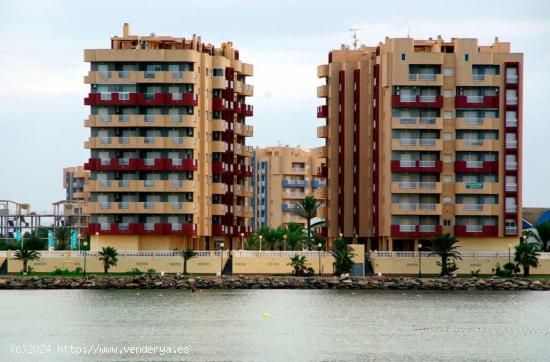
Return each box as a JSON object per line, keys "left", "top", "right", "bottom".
{"left": 0, "top": 289, "right": 549, "bottom": 361}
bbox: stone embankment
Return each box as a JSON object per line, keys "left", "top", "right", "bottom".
{"left": 0, "top": 275, "right": 548, "bottom": 290}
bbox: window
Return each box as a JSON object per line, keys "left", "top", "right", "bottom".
{"left": 443, "top": 68, "right": 454, "bottom": 76}
{"left": 464, "top": 54, "right": 469, "bottom": 61}
{"left": 444, "top": 154, "right": 452, "bottom": 163}
{"left": 443, "top": 132, "right": 453, "bottom": 141}
{"left": 401, "top": 53, "right": 406, "bottom": 61}
{"left": 444, "top": 111, "right": 452, "bottom": 120}
{"left": 443, "top": 219, "right": 451, "bottom": 226}
{"left": 443, "top": 197, "right": 452, "bottom": 204}
{"left": 443, "top": 176, "right": 452, "bottom": 184}
{"left": 444, "top": 89, "right": 453, "bottom": 98}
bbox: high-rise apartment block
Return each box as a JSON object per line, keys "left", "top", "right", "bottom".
{"left": 253, "top": 146, "right": 327, "bottom": 230}
{"left": 84, "top": 24, "right": 254, "bottom": 250}
{"left": 63, "top": 166, "right": 90, "bottom": 203}
{"left": 317, "top": 36, "right": 522, "bottom": 251}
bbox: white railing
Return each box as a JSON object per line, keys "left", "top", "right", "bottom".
{"left": 399, "top": 203, "right": 417, "bottom": 211}
{"left": 465, "top": 139, "right": 484, "bottom": 146}
{"left": 506, "top": 205, "right": 518, "bottom": 213}
{"left": 466, "top": 118, "right": 484, "bottom": 125}
{"left": 506, "top": 97, "right": 518, "bottom": 105}
{"left": 233, "top": 250, "right": 331, "bottom": 258}
{"left": 99, "top": 202, "right": 111, "bottom": 209}
{"left": 400, "top": 160, "right": 416, "bottom": 167}
{"left": 505, "top": 226, "right": 518, "bottom": 235}
{"left": 7, "top": 250, "right": 230, "bottom": 258}
{"left": 400, "top": 116, "right": 417, "bottom": 124}
{"left": 119, "top": 92, "right": 130, "bottom": 100}
{"left": 100, "top": 92, "right": 112, "bottom": 100}
{"left": 419, "top": 160, "right": 436, "bottom": 168}
{"left": 506, "top": 119, "right": 518, "bottom": 127}
{"left": 419, "top": 95, "right": 436, "bottom": 102}
{"left": 505, "top": 183, "right": 518, "bottom": 192}
{"left": 466, "top": 224, "right": 483, "bottom": 232}
{"left": 144, "top": 115, "right": 156, "bottom": 122}
{"left": 118, "top": 71, "right": 129, "bottom": 78}
{"left": 400, "top": 95, "right": 416, "bottom": 102}
{"left": 506, "top": 140, "right": 518, "bottom": 149}
{"left": 399, "top": 182, "right": 416, "bottom": 189}
{"left": 371, "top": 251, "right": 537, "bottom": 259}
{"left": 466, "top": 160, "right": 483, "bottom": 168}
{"left": 399, "top": 225, "right": 416, "bottom": 232}
{"left": 466, "top": 95, "right": 484, "bottom": 103}
{"left": 419, "top": 225, "right": 436, "bottom": 232}
{"left": 465, "top": 204, "right": 483, "bottom": 211}
{"left": 506, "top": 75, "right": 518, "bottom": 84}
{"left": 99, "top": 136, "right": 112, "bottom": 144}
{"left": 399, "top": 139, "right": 417, "bottom": 146}
{"left": 505, "top": 162, "right": 518, "bottom": 171}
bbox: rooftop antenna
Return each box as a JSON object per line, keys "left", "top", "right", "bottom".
{"left": 349, "top": 28, "right": 362, "bottom": 50}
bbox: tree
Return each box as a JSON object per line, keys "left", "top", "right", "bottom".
{"left": 514, "top": 241, "right": 540, "bottom": 277}
{"left": 54, "top": 227, "right": 71, "bottom": 250}
{"left": 179, "top": 248, "right": 196, "bottom": 275}
{"left": 293, "top": 196, "right": 321, "bottom": 249}
{"left": 246, "top": 226, "right": 284, "bottom": 250}
{"left": 24, "top": 234, "right": 47, "bottom": 251}
{"left": 98, "top": 246, "right": 118, "bottom": 274}
{"left": 535, "top": 221, "right": 550, "bottom": 252}
{"left": 522, "top": 229, "right": 544, "bottom": 252}
{"left": 428, "top": 233, "right": 462, "bottom": 276}
{"left": 332, "top": 238, "right": 355, "bottom": 275}
{"left": 287, "top": 254, "right": 314, "bottom": 276}
{"left": 12, "top": 248, "right": 41, "bottom": 274}
{"left": 281, "top": 223, "right": 305, "bottom": 250}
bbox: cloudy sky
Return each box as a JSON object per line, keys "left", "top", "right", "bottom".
{"left": 0, "top": 0, "right": 549, "bottom": 210}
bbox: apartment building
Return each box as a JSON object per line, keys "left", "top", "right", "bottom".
{"left": 317, "top": 36, "right": 522, "bottom": 251}
{"left": 63, "top": 166, "right": 90, "bottom": 203}
{"left": 253, "top": 146, "right": 327, "bottom": 230}
{"left": 61, "top": 166, "right": 90, "bottom": 233}
{"left": 83, "top": 24, "right": 254, "bottom": 250}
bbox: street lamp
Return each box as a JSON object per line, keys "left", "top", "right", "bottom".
{"left": 219, "top": 242, "right": 225, "bottom": 275}
{"left": 339, "top": 232, "right": 343, "bottom": 239}
{"left": 508, "top": 243, "right": 512, "bottom": 265}
{"left": 259, "top": 235, "right": 263, "bottom": 251}
{"left": 417, "top": 243, "right": 423, "bottom": 278}
{"left": 317, "top": 242, "right": 322, "bottom": 276}
{"left": 240, "top": 232, "right": 245, "bottom": 250}
{"left": 77, "top": 233, "right": 82, "bottom": 251}
{"left": 283, "top": 234, "right": 287, "bottom": 251}
{"left": 354, "top": 234, "right": 358, "bottom": 244}
{"left": 83, "top": 241, "right": 88, "bottom": 276}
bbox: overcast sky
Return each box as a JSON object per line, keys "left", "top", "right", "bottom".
{"left": 0, "top": 0, "right": 549, "bottom": 210}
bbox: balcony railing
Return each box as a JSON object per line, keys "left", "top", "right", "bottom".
{"left": 466, "top": 118, "right": 484, "bottom": 125}
{"left": 505, "top": 226, "right": 518, "bottom": 235}
{"left": 472, "top": 74, "right": 485, "bottom": 81}
{"left": 455, "top": 95, "right": 499, "bottom": 108}
{"left": 466, "top": 225, "right": 483, "bottom": 233}
{"left": 506, "top": 205, "right": 518, "bottom": 213}
{"left": 506, "top": 97, "right": 518, "bottom": 105}
{"left": 506, "top": 183, "right": 518, "bottom": 192}
{"left": 465, "top": 160, "right": 483, "bottom": 168}
{"left": 400, "top": 224, "right": 416, "bottom": 232}
{"left": 464, "top": 204, "right": 483, "bottom": 211}
{"left": 398, "top": 138, "right": 437, "bottom": 147}
{"left": 506, "top": 75, "right": 518, "bottom": 84}
{"left": 392, "top": 95, "right": 443, "bottom": 108}
{"left": 506, "top": 119, "right": 518, "bottom": 127}
{"left": 399, "top": 203, "right": 417, "bottom": 211}
{"left": 455, "top": 160, "right": 498, "bottom": 174}
{"left": 392, "top": 224, "right": 442, "bottom": 237}
{"left": 408, "top": 73, "right": 438, "bottom": 81}
{"left": 505, "top": 162, "right": 518, "bottom": 171}
{"left": 418, "top": 203, "right": 436, "bottom": 211}
{"left": 464, "top": 139, "right": 484, "bottom": 146}
{"left": 506, "top": 140, "right": 518, "bottom": 149}
{"left": 455, "top": 224, "right": 498, "bottom": 237}
{"left": 392, "top": 160, "right": 443, "bottom": 173}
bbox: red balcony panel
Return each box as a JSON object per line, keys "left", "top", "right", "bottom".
{"left": 454, "top": 160, "right": 498, "bottom": 174}
{"left": 212, "top": 224, "right": 227, "bottom": 237}
{"left": 165, "top": 223, "right": 197, "bottom": 236}
{"left": 140, "top": 223, "right": 165, "bottom": 235}
{"left": 316, "top": 165, "right": 328, "bottom": 178}
{"left": 454, "top": 225, "right": 498, "bottom": 237}
{"left": 166, "top": 158, "right": 197, "bottom": 171}
{"left": 317, "top": 105, "right": 328, "bottom": 118}
{"left": 165, "top": 93, "right": 198, "bottom": 106}
{"left": 242, "top": 104, "right": 253, "bottom": 117}
{"left": 212, "top": 98, "right": 227, "bottom": 111}
{"left": 391, "top": 160, "right": 443, "bottom": 173}
{"left": 391, "top": 225, "right": 442, "bottom": 238}
{"left": 84, "top": 93, "right": 139, "bottom": 106}
{"left": 232, "top": 225, "right": 252, "bottom": 237}
{"left": 455, "top": 95, "right": 499, "bottom": 109}
{"left": 233, "top": 102, "right": 242, "bottom": 113}
{"left": 212, "top": 161, "right": 227, "bottom": 174}
{"left": 134, "top": 92, "right": 165, "bottom": 106}
{"left": 142, "top": 158, "right": 166, "bottom": 171}
{"left": 234, "top": 164, "right": 252, "bottom": 177}
{"left": 391, "top": 95, "right": 443, "bottom": 108}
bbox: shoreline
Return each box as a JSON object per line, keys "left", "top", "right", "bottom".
{"left": 0, "top": 275, "right": 548, "bottom": 291}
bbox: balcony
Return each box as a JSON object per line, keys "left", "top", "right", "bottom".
{"left": 506, "top": 97, "right": 518, "bottom": 106}
{"left": 317, "top": 64, "right": 329, "bottom": 78}
{"left": 455, "top": 139, "right": 500, "bottom": 151}
{"left": 315, "top": 146, "right": 327, "bottom": 158}
{"left": 83, "top": 158, "right": 197, "bottom": 171}
{"left": 391, "top": 117, "right": 442, "bottom": 129}
{"left": 85, "top": 114, "right": 197, "bottom": 128}
{"left": 314, "top": 186, "right": 328, "bottom": 199}
{"left": 506, "top": 75, "right": 518, "bottom": 85}
{"left": 455, "top": 204, "right": 500, "bottom": 216}
{"left": 391, "top": 224, "right": 442, "bottom": 238}
{"left": 505, "top": 162, "right": 518, "bottom": 171}
{"left": 505, "top": 183, "right": 518, "bottom": 193}
{"left": 392, "top": 138, "right": 442, "bottom": 151}
{"left": 317, "top": 125, "right": 328, "bottom": 138}
{"left": 454, "top": 160, "right": 498, "bottom": 174}
{"left": 212, "top": 162, "right": 227, "bottom": 174}
{"left": 391, "top": 160, "right": 443, "bottom": 173}
{"left": 232, "top": 225, "right": 252, "bottom": 237}
{"left": 505, "top": 119, "right": 518, "bottom": 128}
{"left": 237, "top": 104, "right": 254, "bottom": 117}
{"left": 211, "top": 141, "right": 228, "bottom": 153}
{"left": 455, "top": 182, "right": 499, "bottom": 194}
{"left": 317, "top": 84, "right": 328, "bottom": 98}
{"left": 212, "top": 204, "right": 228, "bottom": 216}
{"left": 212, "top": 224, "right": 228, "bottom": 237}
{"left": 317, "top": 105, "right": 328, "bottom": 118}
{"left": 316, "top": 226, "right": 328, "bottom": 237}
{"left": 391, "top": 181, "right": 442, "bottom": 194}
{"left": 505, "top": 205, "right": 518, "bottom": 214}
{"left": 455, "top": 117, "right": 499, "bottom": 130}
{"left": 408, "top": 73, "right": 439, "bottom": 82}
{"left": 505, "top": 226, "right": 518, "bottom": 236}
{"left": 316, "top": 165, "right": 328, "bottom": 178}
{"left": 455, "top": 95, "right": 499, "bottom": 108}
{"left": 234, "top": 122, "right": 253, "bottom": 137}
{"left": 212, "top": 98, "right": 228, "bottom": 111}
{"left": 505, "top": 140, "right": 518, "bottom": 149}
{"left": 454, "top": 224, "right": 498, "bottom": 237}
{"left": 392, "top": 95, "right": 443, "bottom": 108}
{"left": 282, "top": 179, "right": 307, "bottom": 188}
{"left": 234, "top": 163, "right": 253, "bottom": 177}
{"left": 87, "top": 223, "right": 196, "bottom": 236}
{"left": 84, "top": 92, "right": 197, "bottom": 107}
{"left": 391, "top": 203, "right": 442, "bottom": 215}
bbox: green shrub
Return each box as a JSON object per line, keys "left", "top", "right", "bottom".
{"left": 73, "top": 266, "right": 83, "bottom": 274}
{"left": 129, "top": 267, "right": 143, "bottom": 275}
{"left": 470, "top": 269, "right": 480, "bottom": 277}
{"left": 146, "top": 268, "right": 157, "bottom": 276}
{"left": 51, "top": 267, "right": 71, "bottom": 275}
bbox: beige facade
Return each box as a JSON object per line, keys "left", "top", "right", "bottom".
{"left": 317, "top": 37, "right": 522, "bottom": 251}
{"left": 83, "top": 24, "right": 254, "bottom": 250}
{"left": 253, "top": 146, "right": 326, "bottom": 230}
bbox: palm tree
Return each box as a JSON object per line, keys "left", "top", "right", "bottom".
{"left": 287, "top": 254, "right": 314, "bottom": 276}
{"left": 54, "top": 227, "right": 71, "bottom": 250}
{"left": 514, "top": 241, "right": 540, "bottom": 277}
{"left": 428, "top": 233, "right": 462, "bottom": 276}
{"left": 522, "top": 229, "right": 544, "bottom": 251}
{"left": 179, "top": 248, "right": 196, "bottom": 274}
{"left": 12, "top": 248, "right": 41, "bottom": 274}
{"left": 98, "top": 246, "right": 118, "bottom": 274}
{"left": 246, "top": 226, "right": 285, "bottom": 250}
{"left": 535, "top": 221, "right": 550, "bottom": 252}
{"left": 282, "top": 223, "right": 305, "bottom": 250}
{"left": 332, "top": 238, "right": 355, "bottom": 275}
{"left": 293, "top": 196, "right": 321, "bottom": 249}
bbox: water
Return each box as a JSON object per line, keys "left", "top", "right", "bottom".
{"left": 0, "top": 290, "right": 548, "bottom": 361}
